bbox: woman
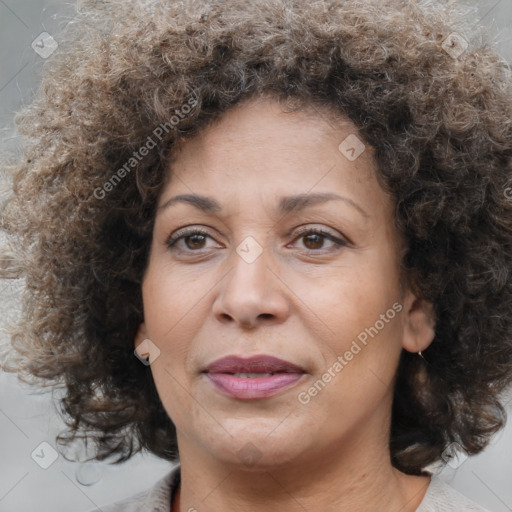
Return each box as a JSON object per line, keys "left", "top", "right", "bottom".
{"left": 1, "top": 0, "right": 511, "bottom": 510}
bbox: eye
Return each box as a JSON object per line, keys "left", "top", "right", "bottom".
{"left": 289, "top": 227, "right": 348, "bottom": 252}
{"left": 166, "top": 226, "right": 348, "bottom": 254}
{"left": 166, "top": 227, "right": 220, "bottom": 252}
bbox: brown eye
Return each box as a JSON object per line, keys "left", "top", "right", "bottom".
{"left": 184, "top": 233, "right": 207, "bottom": 250}
{"left": 302, "top": 233, "right": 325, "bottom": 250}
{"left": 291, "top": 227, "right": 348, "bottom": 252}
{"left": 166, "top": 228, "right": 216, "bottom": 252}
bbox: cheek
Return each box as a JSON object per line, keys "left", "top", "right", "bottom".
{"left": 302, "top": 311, "right": 404, "bottom": 426}
{"left": 295, "top": 257, "right": 404, "bottom": 389}
{"left": 149, "top": 362, "right": 192, "bottom": 428}
{"left": 143, "top": 259, "right": 199, "bottom": 334}
{"left": 142, "top": 261, "right": 212, "bottom": 380}
{"left": 293, "top": 260, "right": 400, "bottom": 336}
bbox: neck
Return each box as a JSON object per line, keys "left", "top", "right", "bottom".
{"left": 174, "top": 427, "right": 430, "bottom": 512}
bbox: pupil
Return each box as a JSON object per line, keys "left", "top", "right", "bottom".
{"left": 305, "top": 234, "right": 322, "bottom": 249}
{"left": 187, "top": 234, "right": 205, "bottom": 249}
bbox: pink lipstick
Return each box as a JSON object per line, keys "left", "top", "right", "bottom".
{"left": 203, "top": 355, "right": 306, "bottom": 399}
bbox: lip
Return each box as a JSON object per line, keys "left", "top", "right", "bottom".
{"left": 205, "top": 355, "right": 305, "bottom": 374}
{"left": 203, "top": 355, "right": 306, "bottom": 400}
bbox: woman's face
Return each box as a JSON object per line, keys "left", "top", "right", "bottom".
{"left": 138, "top": 96, "right": 434, "bottom": 471}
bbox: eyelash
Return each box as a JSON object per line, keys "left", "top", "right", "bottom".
{"left": 166, "top": 226, "right": 348, "bottom": 254}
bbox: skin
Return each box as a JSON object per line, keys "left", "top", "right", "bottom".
{"left": 136, "top": 96, "right": 436, "bottom": 512}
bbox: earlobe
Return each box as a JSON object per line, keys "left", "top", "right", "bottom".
{"left": 401, "top": 291, "right": 436, "bottom": 353}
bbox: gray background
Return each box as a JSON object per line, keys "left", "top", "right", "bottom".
{"left": 1, "top": 1, "right": 512, "bottom": 511}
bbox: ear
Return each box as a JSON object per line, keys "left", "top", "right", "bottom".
{"left": 401, "top": 289, "right": 436, "bottom": 353}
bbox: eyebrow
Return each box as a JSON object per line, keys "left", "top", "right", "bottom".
{"left": 158, "top": 192, "right": 369, "bottom": 219}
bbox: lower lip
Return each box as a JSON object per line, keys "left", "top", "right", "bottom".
{"left": 205, "top": 373, "right": 305, "bottom": 399}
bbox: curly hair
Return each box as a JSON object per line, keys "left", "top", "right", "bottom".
{"left": 1, "top": 0, "right": 512, "bottom": 475}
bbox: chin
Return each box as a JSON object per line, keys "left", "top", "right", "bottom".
{"left": 203, "top": 421, "right": 309, "bottom": 470}
{"left": 216, "top": 445, "right": 303, "bottom": 472}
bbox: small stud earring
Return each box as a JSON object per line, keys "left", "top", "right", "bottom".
{"left": 418, "top": 350, "right": 424, "bottom": 359}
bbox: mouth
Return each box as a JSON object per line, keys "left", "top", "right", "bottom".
{"left": 202, "top": 355, "right": 307, "bottom": 400}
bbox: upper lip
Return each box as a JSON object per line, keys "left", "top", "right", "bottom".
{"left": 204, "top": 355, "right": 305, "bottom": 374}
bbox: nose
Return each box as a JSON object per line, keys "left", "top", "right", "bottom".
{"left": 212, "top": 244, "right": 290, "bottom": 330}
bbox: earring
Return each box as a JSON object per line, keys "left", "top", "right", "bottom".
{"left": 418, "top": 350, "right": 424, "bottom": 359}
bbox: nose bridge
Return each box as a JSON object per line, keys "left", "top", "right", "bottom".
{"left": 212, "top": 235, "right": 288, "bottom": 328}
{"left": 227, "top": 235, "right": 271, "bottom": 304}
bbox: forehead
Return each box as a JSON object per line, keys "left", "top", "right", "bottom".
{"left": 163, "top": 96, "right": 380, "bottom": 198}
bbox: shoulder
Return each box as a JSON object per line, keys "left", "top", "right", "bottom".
{"left": 416, "top": 474, "right": 492, "bottom": 512}
{"left": 84, "top": 464, "right": 180, "bottom": 512}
